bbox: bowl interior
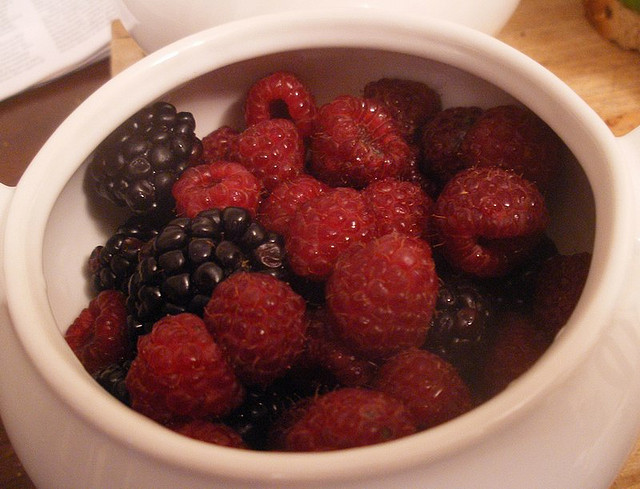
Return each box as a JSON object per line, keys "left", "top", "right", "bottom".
{"left": 43, "top": 47, "right": 595, "bottom": 331}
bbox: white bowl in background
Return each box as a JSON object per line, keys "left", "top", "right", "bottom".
{"left": 0, "top": 9, "right": 639, "bottom": 489}
{"left": 116, "top": 0, "right": 521, "bottom": 53}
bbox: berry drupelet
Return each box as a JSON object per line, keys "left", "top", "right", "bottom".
{"left": 88, "top": 214, "right": 164, "bottom": 294}
{"left": 93, "top": 360, "right": 132, "bottom": 405}
{"left": 87, "top": 101, "right": 202, "bottom": 215}
{"left": 223, "top": 376, "right": 331, "bottom": 450}
{"left": 126, "top": 206, "right": 289, "bottom": 335}
{"left": 424, "top": 275, "right": 494, "bottom": 382}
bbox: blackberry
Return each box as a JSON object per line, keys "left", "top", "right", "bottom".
{"left": 93, "top": 360, "right": 131, "bottom": 405}
{"left": 224, "top": 372, "right": 334, "bottom": 450}
{"left": 224, "top": 383, "right": 293, "bottom": 450}
{"left": 424, "top": 275, "right": 494, "bottom": 380}
{"left": 482, "top": 234, "right": 559, "bottom": 312}
{"left": 127, "top": 206, "right": 289, "bottom": 335}
{"left": 88, "top": 214, "right": 165, "bottom": 294}
{"left": 87, "top": 101, "right": 203, "bottom": 215}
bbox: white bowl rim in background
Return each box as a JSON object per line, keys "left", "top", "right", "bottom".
{"left": 117, "top": 0, "right": 522, "bottom": 53}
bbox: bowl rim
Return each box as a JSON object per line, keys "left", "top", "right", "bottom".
{"left": 3, "top": 8, "right": 634, "bottom": 483}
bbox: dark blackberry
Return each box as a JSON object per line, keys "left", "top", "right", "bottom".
{"left": 424, "top": 275, "right": 494, "bottom": 381}
{"left": 88, "top": 214, "right": 165, "bottom": 294}
{"left": 93, "top": 360, "right": 132, "bottom": 405}
{"left": 481, "top": 234, "right": 559, "bottom": 312}
{"left": 127, "top": 206, "right": 289, "bottom": 335}
{"left": 224, "top": 383, "right": 292, "bottom": 450}
{"left": 224, "top": 372, "right": 334, "bottom": 450}
{"left": 87, "top": 101, "right": 203, "bottom": 215}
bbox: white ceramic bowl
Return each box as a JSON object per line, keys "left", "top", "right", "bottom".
{"left": 1, "top": 9, "right": 640, "bottom": 489}
{"left": 117, "top": 0, "right": 521, "bottom": 53}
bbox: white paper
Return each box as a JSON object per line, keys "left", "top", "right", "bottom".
{"left": 0, "top": 0, "right": 118, "bottom": 102}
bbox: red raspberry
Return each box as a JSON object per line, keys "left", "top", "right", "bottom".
{"left": 459, "top": 104, "right": 564, "bottom": 191}
{"left": 235, "top": 118, "right": 306, "bottom": 192}
{"left": 299, "top": 308, "right": 378, "bottom": 387}
{"left": 373, "top": 348, "right": 473, "bottom": 429}
{"left": 532, "top": 252, "right": 591, "bottom": 337}
{"left": 309, "top": 95, "right": 415, "bottom": 188}
{"left": 326, "top": 233, "right": 438, "bottom": 360}
{"left": 477, "top": 311, "right": 551, "bottom": 399}
{"left": 280, "top": 387, "right": 417, "bottom": 451}
{"left": 420, "top": 106, "right": 484, "bottom": 184}
{"left": 268, "top": 397, "right": 314, "bottom": 450}
{"left": 125, "top": 313, "right": 244, "bottom": 423}
{"left": 201, "top": 126, "right": 240, "bottom": 164}
{"left": 398, "top": 149, "right": 441, "bottom": 201}
{"left": 65, "top": 290, "right": 131, "bottom": 376}
{"left": 363, "top": 78, "right": 442, "bottom": 143}
{"left": 257, "top": 175, "right": 329, "bottom": 237}
{"left": 172, "top": 161, "right": 262, "bottom": 218}
{"left": 204, "top": 272, "right": 308, "bottom": 385}
{"left": 169, "top": 419, "right": 247, "bottom": 448}
{"left": 361, "top": 177, "right": 433, "bottom": 239}
{"left": 285, "top": 187, "right": 375, "bottom": 281}
{"left": 432, "top": 167, "right": 549, "bottom": 278}
{"left": 244, "top": 71, "right": 317, "bottom": 139}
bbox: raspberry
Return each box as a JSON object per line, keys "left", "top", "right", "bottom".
{"left": 280, "top": 387, "right": 417, "bottom": 451}
{"left": 363, "top": 78, "right": 442, "bottom": 143}
{"left": 373, "top": 348, "right": 473, "bottom": 429}
{"left": 204, "top": 272, "right": 308, "bottom": 385}
{"left": 477, "top": 311, "right": 551, "bottom": 399}
{"left": 432, "top": 167, "right": 549, "bottom": 278}
{"left": 424, "top": 275, "right": 494, "bottom": 380}
{"left": 244, "top": 71, "right": 317, "bottom": 139}
{"left": 87, "top": 101, "right": 202, "bottom": 215}
{"left": 88, "top": 214, "right": 163, "bottom": 294}
{"left": 398, "top": 150, "right": 441, "bottom": 201}
{"left": 257, "top": 175, "right": 329, "bottom": 237}
{"left": 459, "top": 104, "right": 564, "bottom": 191}
{"left": 532, "top": 252, "right": 591, "bottom": 337}
{"left": 309, "top": 95, "right": 415, "bottom": 188}
{"left": 361, "top": 177, "right": 433, "bottom": 239}
{"left": 299, "top": 307, "right": 378, "bottom": 387}
{"left": 285, "top": 187, "right": 375, "bottom": 281}
{"left": 267, "top": 397, "right": 315, "bottom": 451}
{"left": 65, "top": 290, "right": 132, "bottom": 376}
{"left": 172, "top": 161, "right": 262, "bottom": 218}
{"left": 326, "top": 233, "right": 438, "bottom": 360}
{"left": 127, "top": 207, "right": 288, "bottom": 335}
{"left": 201, "top": 126, "right": 240, "bottom": 163}
{"left": 235, "top": 118, "right": 306, "bottom": 192}
{"left": 420, "top": 106, "right": 484, "bottom": 184}
{"left": 125, "top": 313, "right": 244, "bottom": 423}
{"left": 169, "top": 420, "right": 247, "bottom": 448}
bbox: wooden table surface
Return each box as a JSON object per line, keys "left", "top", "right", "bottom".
{"left": 1, "top": 0, "right": 639, "bottom": 487}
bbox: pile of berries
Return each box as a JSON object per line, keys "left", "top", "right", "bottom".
{"left": 67, "top": 70, "right": 591, "bottom": 451}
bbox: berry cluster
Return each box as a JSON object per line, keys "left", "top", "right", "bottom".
{"left": 68, "top": 71, "right": 591, "bottom": 451}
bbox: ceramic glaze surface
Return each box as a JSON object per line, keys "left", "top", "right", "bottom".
{"left": 0, "top": 10, "right": 639, "bottom": 489}
{"left": 116, "top": 0, "right": 521, "bottom": 52}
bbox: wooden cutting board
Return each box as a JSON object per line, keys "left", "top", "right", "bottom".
{"left": 108, "top": 1, "right": 640, "bottom": 488}
{"left": 497, "top": 0, "right": 640, "bottom": 137}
